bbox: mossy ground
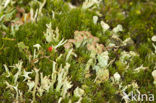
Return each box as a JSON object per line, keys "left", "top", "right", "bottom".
{"left": 0, "top": 0, "right": 156, "bottom": 103}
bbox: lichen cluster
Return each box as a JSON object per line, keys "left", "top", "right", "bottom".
{"left": 0, "top": 0, "right": 156, "bottom": 103}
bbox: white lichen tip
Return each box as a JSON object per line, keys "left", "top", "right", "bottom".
{"left": 3, "top": 64, "right": 11, "bottom": 77}
{"left": 152, "top": 70, "right": 156, "bottom": 85}
{"left": 44, "top": 22, "right": 60, "bottom": 43}
{"left": 4, "top": 0, "right": 11, "bottom": 8}
{"left": 74, "top": 87, "right": 85, "bottom": 98}
{"left": 134, "top": 65, "right": 148, "bottom": 73}
{"left": 112, "top": 24, "right": 123, "bottom": 33}
{"left": 5, "top": 81, "right": 13, "bottom": 89}
{"left": 27, "top": 80, "right": 35, "bottom": 92}
{"left": 151, "top": 35, "right": 156, "bottom": 42}
{"left": 152, "top": 70, "right": 156, "bottom": 77}
{"left": 82, "top": 0, "right": 101, "bottom": 9}
{"left": 22, "top": 70, "right": 32, "bottom": 81}
{"left": 33, "top": 44, "right": 41, "bottom": 50}
{"left": 61, "top": 79, "right": 73, "bottom": 98}
{"left": 93, "top": 16, "right": 98, "bottom": 24}
{"left": 53, "top": 38, "right": 67, "bottom": 49}
{"left": 113, "top": 72, "right": 121, "bottom": 82}
{"left": 101, "top": 21, "right": 110, "bottom": 32}
{"left": 11, "top": 61, "right": 23, "bottom": 84}
{"left": 97, "top": 51, "right": 109, "bottom": 68}
{"left": 40, "top": 73, "right": 51, "bottom": 91}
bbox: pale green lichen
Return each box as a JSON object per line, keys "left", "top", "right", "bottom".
{"left": 1, "top": 0, "right": 156, "bottom": 102}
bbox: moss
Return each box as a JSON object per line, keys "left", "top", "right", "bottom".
{"left": 50, "top": 8, "right": 102, "bottom": 39}
{"left": 115, "top": 60, "right": 126, "bottom": 74}
{"left": 15, "top": 17, "right": 50, "bottom": 47}
{"left": 137, "top": 43, "right": 153, "bottom": 59}
{"left": 1, "top": 0, "right": 156, "bottom": 102}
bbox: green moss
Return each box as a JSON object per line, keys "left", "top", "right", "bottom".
{"left": 15, "top": 17, "right": 50, "bottom": 47}
{"left": 115, "top": 60, "right": 126, "bottom": 74}
{"left": 49, "top": 8, "right": 102, "bottom": 39}
{"left": 1, "top": 0, "right": 156, "bottom": 102}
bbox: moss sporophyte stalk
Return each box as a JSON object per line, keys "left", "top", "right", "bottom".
{"left": 0, "top": 0, "right": 156, "bottom": 102}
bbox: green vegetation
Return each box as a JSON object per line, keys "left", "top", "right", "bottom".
{"left": 0, "top": 0, "right": 156, "bottom": 102}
